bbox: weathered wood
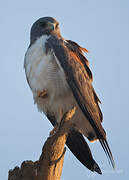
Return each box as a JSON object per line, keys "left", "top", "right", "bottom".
{"left": 8, "top": 107, "right": 76, "bottom": 180}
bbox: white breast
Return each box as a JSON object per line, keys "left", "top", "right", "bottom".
{"left": 24, "top": 35, "right": 72, "bottom": 115}
{"left": 24, "top": 35, "right": 50, "bottom": 92}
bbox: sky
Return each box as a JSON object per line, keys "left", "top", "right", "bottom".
{"left": 0, "top": 0, "right": 129, "bottom": 179}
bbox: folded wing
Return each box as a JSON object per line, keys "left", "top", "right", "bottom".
{"left": 46, "top": 35, "right": 115, "bottom": 168}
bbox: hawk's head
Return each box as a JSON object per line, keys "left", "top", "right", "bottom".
{"left": 30, "top": 17, "right": 60, "bottom": 44}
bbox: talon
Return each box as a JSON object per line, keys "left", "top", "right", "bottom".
{"left": 37, "top": 89, "right": 48, "bottom": 98}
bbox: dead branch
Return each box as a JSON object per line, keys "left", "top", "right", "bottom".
{"left": 8, "top": 107, "right": 76, "bottom": 180}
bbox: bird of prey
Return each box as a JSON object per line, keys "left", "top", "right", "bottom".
{"left": 24, "top": 17, "right": 115, "bottom": 174}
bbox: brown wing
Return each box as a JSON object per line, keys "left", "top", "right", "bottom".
{"left": 66, "top": 40, "right": 103, "bottom": 122}
{"left": 46, "top": 35, "right": 115, "bottom": 168}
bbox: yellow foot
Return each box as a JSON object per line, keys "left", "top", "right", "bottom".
{"left": 37, "top": 89, "right": 48, "bottom": 98}
{"left": 49, "top": 124, "right": 59, "bottom": 137}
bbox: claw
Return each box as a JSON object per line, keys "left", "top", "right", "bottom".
{"left": 37, "top": 89, "right": 48, "bottom": 98}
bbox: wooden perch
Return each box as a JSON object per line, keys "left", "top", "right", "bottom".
{"left": 8, "top": 107, "right": 76, "bottom": 180}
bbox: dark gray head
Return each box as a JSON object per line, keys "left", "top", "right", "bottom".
{"left": 30, "top": 17, "right": 61, "bottom": 44}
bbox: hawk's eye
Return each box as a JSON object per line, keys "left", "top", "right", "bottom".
{"left": 40, "top": 22, "right": 47, "bottom": 28}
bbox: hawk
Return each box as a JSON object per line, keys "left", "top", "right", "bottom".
{"left": 24, "top": 17, "right": 115, "bottom": 174}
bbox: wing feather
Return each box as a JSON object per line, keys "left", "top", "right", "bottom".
{"left": 46, "top": 35, "right": 115, "bottom": 168}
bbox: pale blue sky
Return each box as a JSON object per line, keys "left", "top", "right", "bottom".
{"left": 0, "top": 0, "right": 129, "bottom": 179}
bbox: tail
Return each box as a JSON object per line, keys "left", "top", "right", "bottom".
{"left": 67, "top": 130, "right": 102, "bottom": 174}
